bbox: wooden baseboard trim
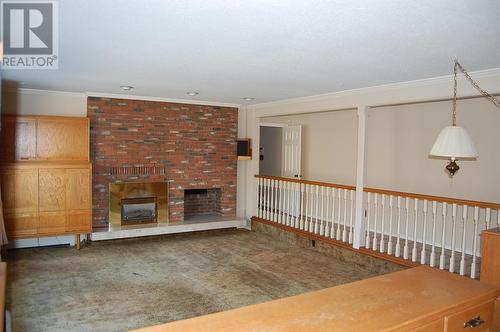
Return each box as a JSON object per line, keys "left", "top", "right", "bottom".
{"left": 251, "top": 217, "right": 418, "bottom": 268}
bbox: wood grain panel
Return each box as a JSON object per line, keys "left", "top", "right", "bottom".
{"left": 66, "top": 211, "right": 91, "bottom": 233}
{"left": 480, "top": 228, "right": 500, "bottom": 288}
{"left": 66, "top": 168, "right": 91, "bottom": 210}
{"left": 410, "top": 319, "right": 444, "bottom": 332}
{"left": 0, "top": 116, "right": 36, "bottom": 161}
{"left": 36, "top": 117, "right": 89, "bottom": 161}
{"left": 0, "top": 168, "right": 38, "bottom": 214}
{"left": 38, "top": 169, "right": 66, "bottom": 212}
{"left": 4, "top": 213, "right": 38, "bottom": 237}
{"left": 38, "top": 212, "right": 66, "bottom": 235}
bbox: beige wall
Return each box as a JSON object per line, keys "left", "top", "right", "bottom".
{"left": 261, "top": 98, "right": 500, "bottom": 203}
{"left": 262, "top": 110, "right": 358, "bottom": 185}
{"left": 367, "top": 98, "right": 500, "bottom": 202}
{"left": 1, "top": 88, "right": 87, "bottom": 117}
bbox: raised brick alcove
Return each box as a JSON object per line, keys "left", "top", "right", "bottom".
{"left": 87, "top": 97, "right": 238, "bottom": 228}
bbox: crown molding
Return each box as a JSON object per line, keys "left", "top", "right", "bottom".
{"left": 85, "top": 92, "right": 242, "bottom": 108}
{"left": 3, "top": 87, "right": 86, "bottom": 98}
{"left": 248, "top": 67, "right": 500, "bottom": 116}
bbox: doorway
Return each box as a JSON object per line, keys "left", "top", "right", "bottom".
{"left": 259, "top": 126, "right": 282, "bottom": 176}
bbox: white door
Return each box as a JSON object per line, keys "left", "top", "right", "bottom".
{"left": 281, "top": 125, "right": 302, "bottom": 179}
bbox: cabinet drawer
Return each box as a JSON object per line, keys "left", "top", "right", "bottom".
{"left": 410, "top": 319, "right": 444, "bottom": 332}
{"left": 66, "top": 211, "right": 91, "bottom": 233}
{"left": 39, "top": 212, "right": 66, "bottom": 235}
{"left": 445, "top": 301, "right": 494, "bottom": 331}
{"left": 4, "top": 213, "right": 38, "bottom": 237}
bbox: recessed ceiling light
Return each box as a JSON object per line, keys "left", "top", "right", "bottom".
{"left": 186, "top": 91, "right": 199, "bottom": 96}
{"left": 243, "top": 97, "right": 255, "bottom": 101}
{"left": 120, "top": 85, "right": 134, "bottom": 91}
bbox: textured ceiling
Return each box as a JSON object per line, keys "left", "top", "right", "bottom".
{"left": 2, "top": 0, "right": 500, "bottom": 104}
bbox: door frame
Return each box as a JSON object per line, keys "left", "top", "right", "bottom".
{"left": 258, "top": 123, "right": 288, "bottom": 176}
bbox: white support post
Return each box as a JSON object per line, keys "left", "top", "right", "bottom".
{"left": 353, "top": 106, "right": 368, "bottom": 249}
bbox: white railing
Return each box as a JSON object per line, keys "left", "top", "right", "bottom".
{"left": 363, "top": 188, "right": 500, "bottom": 279}
{"left": 255, "top": 175, "right": 500, "bottom": 279}
{"left": 256, "top": 175, "right": 356, "bottom": 245}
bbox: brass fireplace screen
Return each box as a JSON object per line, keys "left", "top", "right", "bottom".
{"left": 109, "top": 182, "right": 168, "bottom": 226}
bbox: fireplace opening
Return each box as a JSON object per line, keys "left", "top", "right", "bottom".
{"left": 121, "top": 197, "right": 157, "bottom": 225}
{"left": 184, "top": 188, "right": 222, "bottom": 220}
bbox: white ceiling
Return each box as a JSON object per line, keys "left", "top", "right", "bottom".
{"left": 2, "top": 0, "right": 500, "bottom": 105}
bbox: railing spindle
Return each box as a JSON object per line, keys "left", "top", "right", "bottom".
{"left": 471, "top": 206, "right": 479, "bottom": 279}
{"left": 299, "top": 183, "right": 305, "bottom": 230}
{"left": 449, "top": 204, "right": 458, "bottom": 273}
{"left": 379, "top": 194, "right": 386, "bottom": 253}
{"left": 313, "top": 185, "right": 319, "bottom": 234}
{"left": 365, "top": 192, "right": 372, "bottom": 249}
{"left": 412, "top": 199, "right": 419, "bottom": 262}
{"left": 420, "top": 200, "right": 428, "bottom": 265}
{"left": 439, "top": 202, "right": 448, "bottom": 270}
{"left": 325, "top": 188, "right": 331, "bottom": 237}
{"left": 430, "top": 201, "right": 438, "bottom": 267}
{"left": 336, "top": 189, "right": 342, "bottom": 240}
{"left": 387, "top": 195, "right": 394, "bottom": 255}
{"left": 320, "top": 186, "right": 325, "bottom": 235}
{"left": 330, "top": 188, "right": 336, "bottom": 239}
{"left": 459, "top": 205, "right": 468, "bottom": 276}
{"left": 349, "top": 190, "right": 355, "bottom": 244}
{"left": 342, "top": 189, "right": 348, "bottom": 242}
{"left": 372, "top": 193, "right": 379, "bottom": 250}
{"left": 403, "top": 197, "right": 410, "bottom": 260}
{"left": 395, "top": 196, "right": 402, "bottom": 258}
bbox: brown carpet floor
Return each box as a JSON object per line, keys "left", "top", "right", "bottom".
{"left": 6, "top": 229, "right": 387, "bottom": 332}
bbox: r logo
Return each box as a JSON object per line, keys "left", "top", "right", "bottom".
{"left": 1, "top": 2, "right": 53, "bottom": 54}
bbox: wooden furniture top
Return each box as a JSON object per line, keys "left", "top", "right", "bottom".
{"left": 483, "top": 227, "right": 500, "bottom": 236}
{"left": 0, "top": 263, "right": 5, "bottom": 330}
{"left": 133, "top": 266, "right": 499, "bottom": 332}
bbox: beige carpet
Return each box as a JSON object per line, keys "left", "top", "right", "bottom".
{"left": 6, "top": 229, "right": 394, "bottom": 332}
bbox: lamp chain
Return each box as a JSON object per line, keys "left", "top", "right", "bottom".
{"left": 452, "top": 60, "right": 500, "bottom": 126}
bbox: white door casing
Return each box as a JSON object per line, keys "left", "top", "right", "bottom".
{"left": 281, "top": 125, "right": 302, "bottom": 179}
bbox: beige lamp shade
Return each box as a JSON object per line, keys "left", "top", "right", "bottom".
{"left": 429, "top": 126, "right": 478, "bottom": 159}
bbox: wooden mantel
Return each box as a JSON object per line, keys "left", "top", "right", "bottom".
{"left": 133, "top": 266, "right": 499, "bottom": 332}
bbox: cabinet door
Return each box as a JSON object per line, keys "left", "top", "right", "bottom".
{"left": 0, "top": 117, "right": 37, "bottom": 161}
{"left": 66, "top": 168, "right": 91, "bottom": 210}
{"left": 39, "top": 169, "right": 66, "bottom": 212}
{"left": 36, "top": 118, "right": 89, "bottom": 161}
{"left": 0, "top": 168, "right": 38, "bottom": 214}
{"left": 39, "top": 212, "right": 66, "bottom": 235}
{"left": 4, "top": 213, "right": 38, "bottom": 237}
{"left": 66, "top": 211, "right": 91, "bottom": 233}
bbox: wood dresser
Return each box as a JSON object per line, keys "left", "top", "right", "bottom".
{"left": 133, "top": 266, "right": 500, "bottom": 332}
{"left": 0, "top": 115, "right": 91, "bottom": 249}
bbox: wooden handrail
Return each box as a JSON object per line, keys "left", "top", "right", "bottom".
{"left": 254, "top": 174, "right": 500, "bottom": 210}
{"left": 254, "top": 174, "right": 356, "bottom": 191}
{"left": 363, "top": 187, "right": 500, "bottom": 210}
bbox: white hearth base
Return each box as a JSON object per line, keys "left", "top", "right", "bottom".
{"left": 91, "top": 216, "right": 248, "bottom": 241}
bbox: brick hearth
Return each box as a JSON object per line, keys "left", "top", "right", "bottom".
{"left": 87, "top": 97, "right": 238, "bottom": 228}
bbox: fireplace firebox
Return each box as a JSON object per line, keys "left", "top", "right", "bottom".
{"left": 109, "top": 182, "right": 168, "bottom": 226}
{"left": 121, "top": 197, "right": 157, "bottom": 225}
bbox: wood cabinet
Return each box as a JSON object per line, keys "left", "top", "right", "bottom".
{"left": 481, "top": 227, "right": 500, "bottom": 288}
{"left": 0, "top": 115, "right": 92, "bottom": 246}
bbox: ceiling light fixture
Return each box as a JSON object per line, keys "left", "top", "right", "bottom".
{"left": 186, "top": 91, "right": 199, "bottom": 96}
{"left": 243, "top": 97, "right": 255, "bottom": 101}
{"left": 120, "top": 85, "right": 134, "bottom": 91}
{"left": 429, "top": 59, "right": 500, "bottom": 176}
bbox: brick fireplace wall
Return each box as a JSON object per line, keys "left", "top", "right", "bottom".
{"left": 87, "top": 97, "right": 238, "bottom": 228}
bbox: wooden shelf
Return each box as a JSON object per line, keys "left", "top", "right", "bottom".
{"left": 237, "top": 156, "right": 252, "bottom": 161}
